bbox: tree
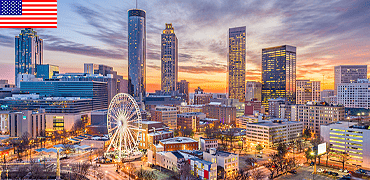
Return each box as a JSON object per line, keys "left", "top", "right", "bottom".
{"left": 170, "top": 161, "right": 197, "bottom": 180}
{"left": 136, "top": 169, "right": 157, "bottom": 180}
{"left": 174, "top": 129, "right": 180, "bottom": 137}
{"left": 334, "top": 152, "right": 349, "bottom": 170}
{"left": 303, "top": 128, "right": 312, "bottom": 140}
{"left": 276, "top": 143, "right": 287, "bottom": 158}
{"left": 295, "top": 139, "right": 303, "bottom": 153}
{"left": 326, "top": 144, "right": 332, "bottom": 167}
{"left": 231, "top": 169, "right": 250, "bottom": 180}
{"left": 256, "top": 144, "right": 264, "bottom": 153}
{"left": 62, "top": 143, "right": 74, "bottom": 158}
{"left": 251, "top": 168, "right": 264, "bottom": 180}
{"left": 72, "top": 162, "right": 91, "bottom": 180}
{"left": 304, "top": 148, "right": 315, "bottom": 163}
{"left": 182, "top": 128, "right": 193, "bottom": 137}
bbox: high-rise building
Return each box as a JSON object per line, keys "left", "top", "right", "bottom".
{"left": 228, "top": 26, "right": 246, "bottom": 102}
{"left": 296, "top": 80, "right": 320, "bottom": 105}
{"left": 262, "top": 45, "right": 296, "bottom": 110}
{"left": 161, "top": 24, "right": 178, "bottom": 93}
{"left": 268, "top": 98, "right": 286, "bottom": 118}
{"left": 321, "top": 90, "right": 334, "bottom": 101}
{"left": 15, "top": 28, "right": 43, "bottom": 84}
{"left": 245, "top": 81, "right": 262, "bottom": 101}
{"left": 150, "top": 106, "right": 177, "bottom": 130}
{"left": 128, "top": 9, "right": 146, "bottom": 99}
{"left": 334, "top": 65, "right": 367, "bottom": 95}
{"left": 337, "top": 79, "right": 370, "bottom": 109}
{"left": 194, "top": 87, "right": 212, "bottom": 105}
{"left": 203, "top": 103, "right": 236, "bottom": 125}
{"left": 36, "top": 64, "right": 59, "bottom": 80}
{"left": 177, "top": 80, "right": 189, "bottom": 103}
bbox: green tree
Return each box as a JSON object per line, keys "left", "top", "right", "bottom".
{"left": 256, "top": 144, "right": 264, "bottom": 153}
{"left": 303, "top": 128, "right": 312, "bottom": 140}
{"left": 304, "top": 148, "right": 315, "bottom": 162}
{"left": 276, "top": 143, "right": 287, "bottom": 158}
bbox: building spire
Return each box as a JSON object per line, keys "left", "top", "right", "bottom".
{"left": 136, "top": 0, "right": 137, "bottom": 9}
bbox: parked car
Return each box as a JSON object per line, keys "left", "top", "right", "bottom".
{"left": 332, "top": 172, "right": 339, "bottom": 176}
{"left": 256, "top": 155, "right": 263, "bottom": 158}
{"left": 317, "top": 168, "right": 324, "bottom": 173}
{"left": 288, "top": 170, "right": 297, "bottom": 174}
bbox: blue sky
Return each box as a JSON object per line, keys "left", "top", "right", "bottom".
{"left": 0, "top": 0, "right": 369, "bottom": 92}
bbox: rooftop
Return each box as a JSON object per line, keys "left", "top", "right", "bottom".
{"left": 189, "top": 157, "right": 214, "bottom": 165}
{"left": 141, "top": 121, "right": 162, "bottom": 125}
{"left": 247, "top": 119, "right": 303, "bottom": 127}
{"left": 159, "top": 137, "right": 198, "bottom": 144}
{"left": 322, "top": 121, "right": 369, "bottom": 130}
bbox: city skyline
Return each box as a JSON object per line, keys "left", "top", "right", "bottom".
{"left": 0, "top": 0, "right": 369, "bottom": 93}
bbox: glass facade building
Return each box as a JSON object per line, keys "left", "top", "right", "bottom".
{"left": 262, "top": 45, "right": 296, "bottom": 110}
{"left": 228, "top": 26, "right": 246, "bottom": 102}
{"left": 19, "top": 81, "right": 108, "bottom": 110}
{"left": 128, "top": 9, "right": 146, "bottom": 99}
{"left": 36, "top": 64, "right": 59, "bottom": 80}
{"left": 15, "top": 28, "right": 43, "bottom": 84}
{"left": 161, "top": 23, "right": 178, "bottom": 92}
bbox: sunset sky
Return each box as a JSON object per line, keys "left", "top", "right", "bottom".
{"left": 0, "top": 0, "right": 369, "bottom": 93}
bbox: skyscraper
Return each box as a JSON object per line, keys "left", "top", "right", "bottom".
{"left": 228, "top": 26, "right": 246, "bottom": 102}
{"left": 15, "top": 28, "right": 43, "bottom": 85}
{"left": 245, "top": 81, "right": 262, "bottom": 101}
{"left": 128, "top": 9, "right": 146, "bottom": 99}
{"left": 161, "top": 23, "right": 178, "bottom": 92}
{"left": 262, "top": 45, "right": 296, "bottom": 110}
{"left": 334, "top": 65, "right": 367, "bottom": 95}
{"left": 296, "top": 80, "right": 320, "bottom": 104}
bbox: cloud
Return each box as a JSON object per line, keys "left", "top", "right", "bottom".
{"left": 180, "top": 65, "right": 226, "bottom": 74}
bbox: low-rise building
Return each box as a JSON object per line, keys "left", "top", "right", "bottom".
{"left": 138, "top": 121, "right": 173, "bottom": 150}
{"left": 177, "top": 112, "right": 206, "bottom": 132}
{"left": 268, "top": 98, "right": 286, "bottom": 118}
{"left": 203, "top": 102, "right": 236, "bottom": 125}
{"left": 150, "top": 106, "right": 178, "bottom": 130}
{"left": 200, "top": 137, "right": 218, "bottom": 151}
{"left": 321, "top": 122, "right": 370, "bottom": 169}
{"left": 159, "top": 137, "right": 199, "bottom": 151}
{"left": 156, "top": 151, "right": 186, "bottom": 171}
{"left": 245, "top": 98, "right": 262, "bottom": 115}
{"left": 189, "top": 157, "right": 217, "bottom": 180}
{"left": 203, "top": 149, "right": 239, "bottom": 178}
{"left": 236, "top": 114, "right": 262, "bottom": 129}
{"left": 178, "top": 104, "right": 203, "bottom": 114}
{"left": 194, "top": 87, "right": 212, "bottom": 105}
{"left": 9, "top": 109, "right": 46, "bottom": 138}
{"left": 246, "top": 119, "right": 303, "bottom": 148}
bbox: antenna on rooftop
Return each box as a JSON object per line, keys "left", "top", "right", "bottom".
{"left": 136, "top": 0, "right": 137, "bottom": 9}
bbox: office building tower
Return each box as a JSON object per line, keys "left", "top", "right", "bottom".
{"left": 161, "top": 24, "right": 178, "bottom": 92}
{"left": 296, "top": 80, "right": 320, "bottom": 105}
{"left": 194, "top": 87, "right": 212, "bottom": 105}
{"left": 15, "top": 28, "right": 43, "bottom": 84}
{"left": 337, "top": 79, "right": 370, "bottom": 109}
{"left": 334, "top": 65, "right": 367, "bottom": 95}
{"left": 228, "top": 26, "right": 246, "bottom": 102}
{"left": 128, "top": 9, "right": 146, "bottom": 99}
{"left": 9, "top": 109, "right": 46, "bottom": 138}
{"left": 245, "top": 81, "right": 262, "bottom": 101}
{"left": 36, "top": 64, "right": 59, "bottom": 80}
{"left": 150, "top": 106, "right": 177, "bottom": 130}
{"left": 177, "top": 80, "right": 189, "bottom": 103}
{"left": 262, "top": 45, "right": 296, "bottom": 110}
{"left": 203, "top": 103, "right": 236, "bottom": 125}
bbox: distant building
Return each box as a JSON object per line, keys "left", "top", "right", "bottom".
{"left": 194, "top": 87, "right": 212, "bottom": 105}
{"left": 36, "top": 64, "right": 59, "bottom": 80}
{"left": 145, "top": 94, "right": 184, "bottom": 109}
{"left": 20, "top": 81, "right": 108, "bottom": 110}
{"left": 296, "top": 80, "right": 320, "bottom": 104}
{"left": 203, "top": 149, "right": 239, "bottom": 178}
{"left": 177, "top": 80, "right": 189, "bottom": 103}
{"left": 236, "top": 114, "right": 262, "bottom": 129}
{"left": 200, "top": 137, "right": 218, "bottom": 151}
{"left": 158, "top": 137, "right": 199, "bottom": 151}
{"left": 268, "top": 98, "right": 286, "bottom": 118}
{"left": 16, "top": 74, "right": 42, "bottom": 87}
{"left": 337, "top": 79, "right": 370, "bottom": 109}
{"left": 321, "top": 121, "right": 370, "bottom": 169}
{"left": 178, "top": 104, "right": 203, "bottom": 114}
{"left": 296, "top": 101, "right": 345, "bottom": 135}
{"left": 9, "top": 109, "right": 46, "bottom": 138}
{"left": 262, "top": 45, "right": 296, "bottom": 110}
{"left": 228, "top": 26, "right": 246, "bottom": 102}
{"left": 203, "top": 102, "right": 236, "bottom": 125}
{"left": 245, "top": 81, "right": 262, "bottom": 101}
{"left": 150, "top": 106, "right": 178, "bottom": 130}
{"left": 161, "top": 24, "right": 178, "bottom": 93}
{"left": 210, "top": 97, "right": 244, "bottom": 117}
{"left": 15, "top": 28, "right": 43, "bottom": 85}
{"left": 139, "top": 121, "right": 173, "bottom": 150}
{"left": 45, "top": 113, "right": 89, "bottom": 131}
{"left": 279, "top": 104, "right": 295, "bottom": 121}
{"left": 128, "top": 9, "right": 146, "bottom": 99}
{"left": 245, "top": 98, "right": 262, "bottom": 115}
{"left": 334, "top": 65, "right": 367, "bottom": 95}
{"left": 321, "top": 90, "right": 335, "bottom": 101}
{"left": 246, "top": 119, "right": 303, "bottom": 148}
{"left": 177, "top": 112, "right": 206, "bottom": 132}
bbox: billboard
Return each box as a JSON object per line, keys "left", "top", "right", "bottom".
{"left": 318, "top": 143, "right": 327, "bottom": 155}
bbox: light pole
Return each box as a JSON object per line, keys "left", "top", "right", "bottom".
{"left": 56, "top": 147, "right": 61, "bottom": 180}
{"left": 311, "top": 151, "right": 316, "bottom": 180}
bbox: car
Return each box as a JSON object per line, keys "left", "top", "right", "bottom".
{"left": 288, "top": 170, "right": 297, "bottom": 174}
{"left": 256, "top": 155, "right": 263, "bottom": 158}
{"left": 317, "top": 168, "right": 324, "bottom": 173}
{"left": 344, "top": 169, "right": 348, "bottom": 173}
{"left": 332, "top": 172, "right": 339, "bottom": 176}
{"left": 310, "top": 162, "right": 315, "bottom": 166}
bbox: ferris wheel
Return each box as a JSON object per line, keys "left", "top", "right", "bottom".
{"left": 105, "top": 93, "right": 142, "bottom": 161}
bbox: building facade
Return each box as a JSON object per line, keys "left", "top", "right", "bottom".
{"left": 9, "top": 109, "right": 46, "bottom": 138}
{"left": 36, "top": 64, "right": 59, "bottom": 80}
{"left": 200, "top": 137, "right": 218, "bottom": 151}
{"left": 296, "top": 102, "right": 345, "bottom": 135}
{"left": 262, "top": 45, "right": 296, "bottom": 110}
{"left": 334, "top": 65, "right": 367, "bottom": 95}
{"left": 159, "top": 137, "right": 199, "bottom": 151}
{"left": 138, "top": 121, "right": 173, "bottom": 150}
{"left": 228, "top": 26, "right": 246, "bottom": 102}
{"left": 268, "top": 98, "right": 286, "bottom": 118}
{"left": 321, "top": 90, "right": 335, "bottom": 101}
{"left": 15, "top": 28, "right": 43, "bottom": 85}
{"left": 245, "top": 81, "right": 262, "bottom": 101}
{"left": 194, "top": 87, "right": 212, "bottom": 105}
{"left": 189, "top": 157, "right": 217, "bottom": 180}
{"left": 337, "top": 79, "right": 370, "bottom": 109}
{"left": 150, "top": 106, "right": 178, "bottom": 130}
{"left": 177, "top": 112, "right": 206, "bottom": 132}
{"left": 128, "top": 9, "right": 146, "bottom": 99}
{"left": 245, "top": 98, "right": 262, "bottom": 115}
{"left": 203, "top": 103, "right": 236, "bottom": 125}
{"left": 161, "top": 24, "right": 178, "bottom": 93}
{"left": 203, "top": 149, "right": 239, "bottom": 178}
{"left": 245, "top": 119, "right": 303, "bottom": 148}
{"left": 296, "top": 80, "right": 320, "bottom": 104}
{"left": 321, "top": 122, "right": 370, "bottom": 169}
{"left": 177, "top": 80, "right": 189, "bottom": 103}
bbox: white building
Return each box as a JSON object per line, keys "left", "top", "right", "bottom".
{"left": 200, "top": 137, "right": 218, "bottom": 151}
{"left": 295, "top": 101, "right": 345, "bottom": 135}
{"left": 296, "top": 80, "right": 320, "bottom": 105}
{"left": 337, "top": 79, "right": 370, "bottom": 109}
{"left": 156, "top": 151, "right": 186, "bottom": 171}
{"left": 236, "top": 114, "right": 262, "bottom": 129}
{"left": 45, "top": 112, "right": 90, "bottom": 131}
{"left": 321, "top": 90, "right": 335, "bottom": 101}
{"left": 178, "top": 105, "right": 203, "bottom": 114}
{"left": 203, "top": 148, "right": 239, "bottom": 178}
{"left": 189, "top": 157, "right": 217, "bottom": 180}
{"left": 321, "top": 122, "right": 370, "bottom": 169}
{"left": 245, "top": 119, "right": 303, "bottom": 148}
{"left": 0, "top": 113, "right": 9, "bottom": 134}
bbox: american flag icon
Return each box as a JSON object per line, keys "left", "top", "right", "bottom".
{"left": 0, "top": 0, "right": 57, "bottom": 28}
